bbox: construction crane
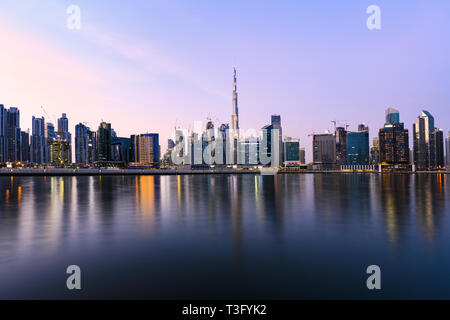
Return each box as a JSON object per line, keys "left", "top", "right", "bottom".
{"left": 331, "top": 120, "right": 349, "bottom": 132}
{"left": 40, "top": 106, "right": 56, "bottom": 124}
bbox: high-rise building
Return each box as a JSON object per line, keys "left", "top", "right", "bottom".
{"left": 385, "top": 107, "right": 400, "bottom": 125}
{"left": 112, "top": 137, "right": 131, "bottom": 164}
{"left": 413, "top": 111, "right": 436, "bottom": 171}
{"left": 49, "top": 139, "right": 71, "bottom": 166}
{"left": 57, "top": 113, "right": 71, "bottom": 163}
{"left": 237, "top": 138, "right": 259, "bottom": 166}
{"left": 0, "top": 105, "right": 6, "bottom": 163}
{"left": 231, "top": 67, "right": 239, "bottom": 134}
{"left": 446, "top": 131, "right": 450, "bottom": 168}
{"left": 58, "top": 113, "right": 69, "bottom": 137}
{"left": 347, "top": 129, "right": 369, "bottom": 165}
{"left": 335, "top": 126, "right": 347, "bottom": 165}
{"left": 358, "top": 123, "right": 369, "bottom": 132}
{"left": 87, "top": 129, "right": 97, "bottom": 164}
{"left": 97, "top": 122, "right": 112, "bottom": 162}
{"left": 30, "top": 116, "right": 47, "bottom": 164}
{"left": 299, "top": 148, "right": 306, "bottom": 165}
{"left": 433, "top": 129, "right": 445, "bottom": 170}
{"left": 271, "top": 115, "right": 283, "bottom": 163}
{"left": 283, "top": 137, "right": 300, "bottom": 166}
{"left": 6, "top": 107, "right": 21, "bottom": 162}
{"left": 20, "top": 131, "right": 30, "bottom": 163}
{"left": 130, "top": 133, "right": 160, "bottom": 168}
{"left": 168, "top": 139, "right": 175, "bottom": 151}
{"left": 75, "top": 123, "right": 88, "bottom": 165}
{"left": 370, "top": 137, "right": 380, "bottom": 165}
{"left": 260, "top": 124, "right": 273, "bottom": 166}
{"left": 218, "top": 123, "right": 230, "bottom": 165}
{"left": 313, "top": 133, "right": 336, "bottom": 169}
{"left": 379, "top": 109, "right": 410, "bottom": 169}
{"left": 47, "top": 123, "right": 56, "bottom": 142}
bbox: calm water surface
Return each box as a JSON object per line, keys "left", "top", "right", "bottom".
{"left": 0, "top": 174, "right": 449, "bottom": 299}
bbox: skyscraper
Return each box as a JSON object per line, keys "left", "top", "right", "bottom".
{"left": 75, "top": 123, "right": 88, "bottom": 165}
{"left": 370, "top": 137, "right": 380, "bottom": 165}
{"left": 231, "top": 67, "right": 239, "bottom": 133}
{"left": 446, "top": 131, "right": 450, "bottom": 168}
{"left": 47, "top": 123, "right": 56, "bottom": 142}
{"left": 30, "top": 116, "right": 47, "bottom": 164}
{"left": 379, "top": 108, "right": 410, "bottom": 170}
{"left": 271, "top": 115, "right": 283, "bottom": 163}
{"left": 413, "top": 111, "right": 435, "bottom": 171}
{"left": 385, "top": 107, "right": 400, "bottom": 125}
{"left": 48, "top": 140, "right": 71, "bottom": 166}
{"left": 433, "top": 129, "right": 445, "bottom": 170}
{"left": 58, "top": 113, "right": 69, "bottom": 137}
{"left": 6, "top": 107, "right": 21, "bottom": 162}
{"left": 20, "top": 131, "right": 30, "bottom": 163}
{"left": 313, "top": 133, "right": 336, "bottom": 169}
{"left": 299, "top": 148, "right": 306, "bottom": 165}
{"left": 335, "top": 126, "right": 347, "bottom": 165}
{"left": 97, "top": 122, "right": 112, "bottom": 162}
{"left": 0, "top": 105, "right": 6, "bottom": 163}
{"left": 130, "top": 133, "right": 160, "bottom": 168}
{"left": 112, "top": 137, "right": 131, "bottom": 164}
{"left": 283, "top": 137, "right": 300, "bottom": 166}
{"left": 87, "top": 129, "right": 97, "bottom": 164}
{"left": 260, "top": 124, "right": 273, "bottom": 166}
{"left": 347, "top": 127, "right": 369, "bottom": 165}
{"left": 57, "top": 113, "right": 72, "bottom": 163}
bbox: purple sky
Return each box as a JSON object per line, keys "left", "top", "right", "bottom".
{"left": 1, "top": 0, "right": 449, "bottom": 162}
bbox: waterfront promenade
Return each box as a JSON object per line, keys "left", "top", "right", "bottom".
{"left": 0, "top": 168, "right": 448, "bottom": 176}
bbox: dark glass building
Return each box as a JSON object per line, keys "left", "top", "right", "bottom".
{"left": 0, "top": 105, "right": 6, "bottom": 163}
{"left": 379, "top": 109, "right": 410, "bottom": 168}
{"left": 97, "top": 122, "right": 112, "bottom": 162}
{"left": 6, "top": 107, "right": 21, "bottom": 162}
{"left": 30, "top": 116, "right": 47, "bottom": 165}
{"left": 283, "top": 137, "right": 300, "bottom": 166}
{"left": 75, "top": 123, "right": 88, "bottom": 165}
{"left": 347, "top": 130, "right": 369, "bottom": 165}
{"left": 20, "top": 131, "right": 30, "bottom": 163}
{"left": 112, "top": 137, "right": 131, "bottom": 164}
{"left": 433, "top": 129, "right": 445, "bottom": 170}
{"left": 335, "top": 126, "right": 347, "bottom": 165}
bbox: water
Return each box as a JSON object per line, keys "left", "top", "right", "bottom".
{"left": 0, "top": 174, "right": 449, "bottom": 299}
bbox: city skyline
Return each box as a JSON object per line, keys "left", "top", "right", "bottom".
{"left": 1, "top": 1, "right": 450, "bottom": 162}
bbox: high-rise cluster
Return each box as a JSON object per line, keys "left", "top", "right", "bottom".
{"left": 0, "top": 106, "right": 160, "bottom": 168}
{"left": 0, "top": 105, "right": 29, "bottom": 164}
{"left": 413, "top": 111, "right": 445, "bottom": 171}
{"left": 312, "top": 107, "right": 447, "bottom": 172}
{"left": 1, "top": 69, "right": 448, "bottom": 172}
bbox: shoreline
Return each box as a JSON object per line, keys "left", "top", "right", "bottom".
{"left": 0, "top": 168, "right": 448, "bottom": 176}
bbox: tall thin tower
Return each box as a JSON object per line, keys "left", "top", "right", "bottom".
{"left": 231, "top": 67, "right": 239, "bottom": 132}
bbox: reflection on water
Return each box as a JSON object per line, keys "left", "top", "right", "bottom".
{"left": 0, "top": 174, "right": 449, "bottom": 299}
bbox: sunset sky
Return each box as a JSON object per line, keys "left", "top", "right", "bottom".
{"left": 1, "top": 0, "right": 449, "bottom": 161}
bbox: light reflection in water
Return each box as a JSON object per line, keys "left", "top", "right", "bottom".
{"left": 0, "top": 174, "right": 449, "bottom": 299}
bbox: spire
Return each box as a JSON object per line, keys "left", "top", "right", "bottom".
{"left": 232, "top": 67, "right": 239, "bottom": 132}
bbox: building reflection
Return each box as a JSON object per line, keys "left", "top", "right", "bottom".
{"left": 414, "top": 174, "right": 446, "bottom": 245}
{"left": 379, "top": 174, "right": 412, "bottom": 244}
{"left": 135, "top": 176, "right": 161, "bottom": 229}
{"left": 313, "top": 174, "right": 373, "bottom": 227}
